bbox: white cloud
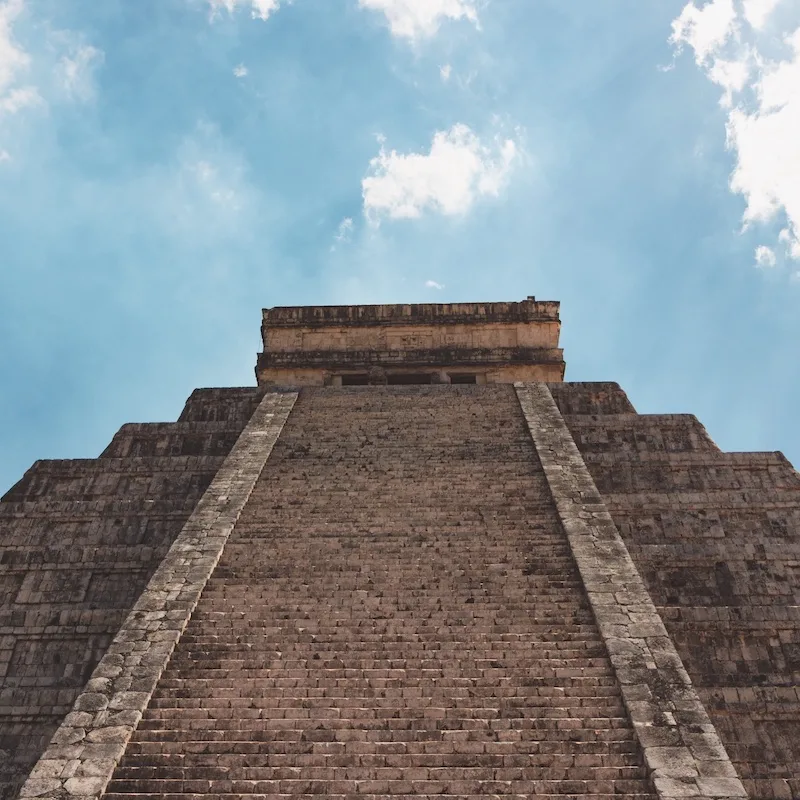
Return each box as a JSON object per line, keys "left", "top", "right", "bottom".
{"left": 0, "top": 84, "right": 37, "bottom": 114}
{"left": 362, "top": 124, "right": 518, "bottom": 222}
{"left": 358, "top": 0, "right": 478, "bottom": 42}
{"left": 233, "top": 63, "right": 248, "bottom": 77}
{"left": 671, "top": 1, "right": 800, "bottom": 264}
{"left": 0, "top": 0, "right": 27, "bottom": 93}
{"left": 707, "top": 54, "right": 751, "bottom": 106}
{"left": 0, "top": 0, "right": 40, "bottom": 160}
{"left": 208, "top": 0, "right": 280, "bottom": 21}
{"left": 440, "top": 64, "right": 452, "bottom": 81}
{"left": 57, "top": 44, "right": 103, "bottom": 101}
{"left": 755, "top": 244, "right": 777, "bottom": 267}
{"left": 250, "top": 0, "right": 280, "bottom": 20}
{"left": 425, "top": 279, "right": 444, "bottom": 289}
{"left": 743, "top": 0, "right": 781, "bottom": 30}
{"left": 0, "top": 8, "right": 107, "bottom": 162}
{"left": 670, "top": 0, "right": 737, "bottom": 65}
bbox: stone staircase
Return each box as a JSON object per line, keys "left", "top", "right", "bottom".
{"left": 106, "top": 385, "right": 655, "bottom": 799}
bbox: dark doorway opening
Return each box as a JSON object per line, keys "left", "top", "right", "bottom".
{"left": 340, "top": 372, "right": 478, "bottom": 385}
{"left": 387, "top": 373, "right": 431, "bottom": 385}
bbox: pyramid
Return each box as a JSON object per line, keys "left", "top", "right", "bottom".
{"left": 2, "top": 299, "right": 798, "bottom": 800}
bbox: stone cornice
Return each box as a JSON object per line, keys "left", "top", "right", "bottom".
{"left": 262, "top": 299, "right": 560, "bottom": 329}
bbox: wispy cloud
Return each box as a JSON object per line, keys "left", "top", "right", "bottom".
{"left": 188, "top": 158, "right": 241, "bottom": 212}
{"left": 0, "top": 0, "right": 40, "bottom": 160}
{"left": 57, "top": 44, "right": 103, "bottom": 101}
{"left": 143, "top": 122, "right": 264, "bottom": 242}
{"left": 425, "top": 279, "right": 444, "bottom": 289}
{"left": 743, "top": 0, "right": 781, "bottom": 30}
{"left": 670, "top": 0, "right": 738, "bottom": 64}
{"left": 440, "top": 63, "right": 452, "bottom": 81}
{"left": 0, "top": 84, "right": 38, "bottom": 114}
{"left": 358, "top": 0, "right": 478, "bottom": 42}
{"left": 331, "top": 216, "right": 354, "bottom": 250}
{"left": 233, "top": 63, "right": 248, "bottom": 77}
{"left": 362, "top": 124, "right": 518, "bottom": 222}
{"left": 671, "top": 0, "right": 800, "bottom": 264}
{"left": 755, "top": 244, "right": 777, "bottom": 268}
{"left": 208, "top": 0, "right": 281, "bottom": 22}
{"left": 0, "top": 0, "right": 27, "bottom": 90}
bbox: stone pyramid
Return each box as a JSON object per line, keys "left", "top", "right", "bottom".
{"left": 2, "top": 300, "right": 798, "bottom": 800}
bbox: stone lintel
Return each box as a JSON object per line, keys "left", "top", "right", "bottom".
{"left": 515, "top": 382, "right": 748, "bottom": 800}
{"left": 256, "top": 347, "right": 565, "bottom": 386}
{"left": 258, "top": 345, "right": 564, "bottom": 368}
{"left": 17, "top": 390, "right": 298, "bottom": 800}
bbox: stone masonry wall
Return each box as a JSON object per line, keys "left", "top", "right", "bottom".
{"left": 550, "top": 382, "right": 800, "bottom": 800}
{"left": 0, "top": 388, "right": 263, "bottom": 800}
{"left": 104, "top": 385, "right": 656, "bottom": 800}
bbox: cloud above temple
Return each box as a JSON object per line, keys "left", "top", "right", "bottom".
{"left": 208, "top": 0, "right": 281, "bottom": 22}
{"left": 357, "top": 0, "right": 478, "bottom": 41}
{"left": 0, "top": 0, "right": 39, "bottom": 158}
{"left": 205, "top": 0, "right": 479, "bottom": 39}
{"left": 362, "top": 124, "right": 517, "bottom": 222}
{"left": 0, "top": 1, "right": 27, "bottom": 90}
{"left": 56, "top": 43, "right": 103, "bottom": 102}
{"left": 670, "top": 0, "right": 800, "bottom": 269}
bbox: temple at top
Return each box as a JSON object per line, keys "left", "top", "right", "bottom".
{"left": 256, "top": 297, "right": 564, "bottom": 386}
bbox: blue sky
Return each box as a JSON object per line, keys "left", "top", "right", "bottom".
{"left": 1, "top": 0, "right": 799, "bottom": 494}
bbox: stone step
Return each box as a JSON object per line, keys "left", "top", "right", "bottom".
{"left": 111, "top": 765, "right": 650, "bottom": 780}
{"left": 151, "top": 686, "right": 625, "bottom": 699}
{"left": 132, "top": 720, "right": 638, "bottom": 735}
{"left": 108, "top": 775, "right": 654, "bottom": 793}
{"left": 105, "top": 793, "right": 656, "bottom": 800}
{"left": 114, "top": 752, "right": 645, "bottom": 768}
{"left": 106, "top": 778, "right": 655, "bottom": 793}
{"left": 124, "top": 740, "right": 644, "bottom": 759}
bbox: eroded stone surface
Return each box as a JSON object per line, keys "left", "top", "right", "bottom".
{"left": 0, "top": 388, "right": 264, "bottom": 800}
{"left": 16, "top": 391, "right": 297, "bottom": 800}
{"left": 516, "top": 381, "right": 748, "bottom": 800}
{"left": 102, "top": 385, "right": 657, "bottom": 800}
{"left": 550, "top": 381, "right": 800, "bottom": 800}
